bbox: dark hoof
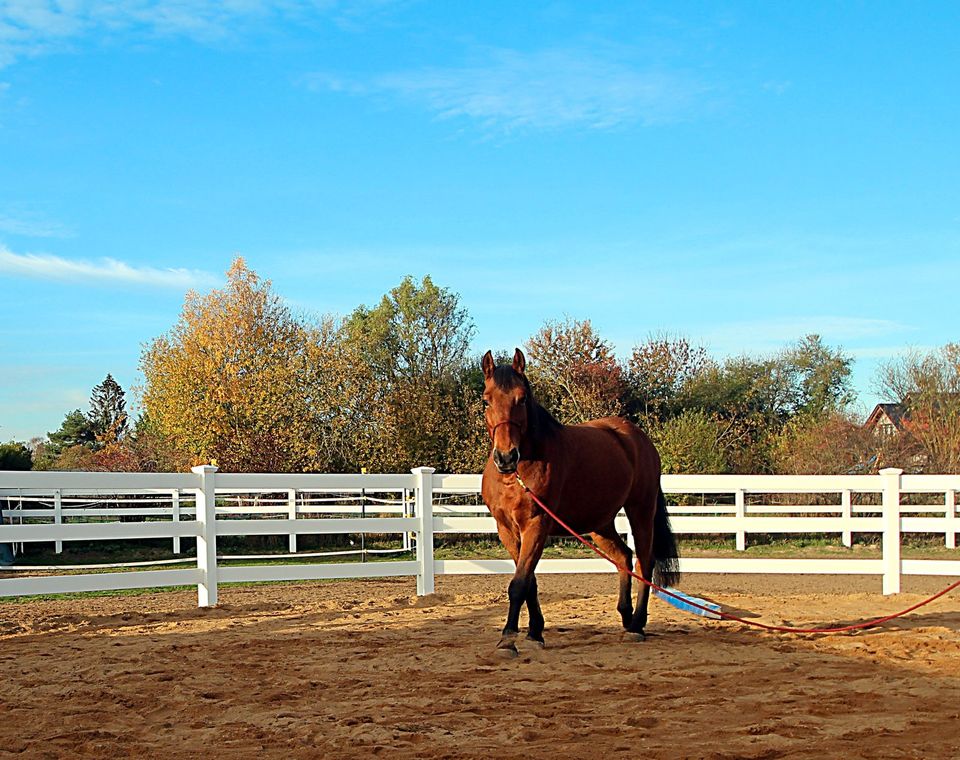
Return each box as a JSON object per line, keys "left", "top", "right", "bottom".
{"left": 621, "top": 631, "right": 646, "bottom": 643}
{"left": 495, "top": 642, "right": 519, "bottom": 659}
{"left": 496, "top": 633, "right": 519, "bottom": 657}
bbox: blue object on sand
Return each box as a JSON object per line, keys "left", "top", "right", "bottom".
{"left": 653, "top": 587, "right": 722, "bottom": 619}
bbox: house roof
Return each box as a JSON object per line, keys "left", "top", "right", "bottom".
{"left": 865, "top": 402, "right": 908, "bottom": 430}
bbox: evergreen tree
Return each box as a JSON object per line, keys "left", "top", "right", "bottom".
{"left": 46, "top": 409, "right": 98, "bottom": 456}
{"left": 89, "top": 373, "right": 129, "bottom": 442}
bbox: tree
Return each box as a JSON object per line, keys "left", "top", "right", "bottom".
{"left": 679, "top": 357, "right": 784, "bottom": 471}
{"left": 31, "top": 375, "right": 132, "bottom": 470}
{"left": 290, "top": 319, "right": 388, "bottom": 472}
{"left": 122, "top": 414, "right": 191, "bottom": 472}
{"left": 779, "top": 334, "right": 854, "bottom": 419}
{"left": 45, "top": 410, "right": 98, "bottom": 457}
{"left": 89, "top": 374, "right": 129, "bottom": 443}
{"left": 524, "top": 317, "right": 625, "bottom": 424}
{"left": 772, "top": 412, "right": 877, "bottom": 475}
{"left": 343, "top": 275, "right": 481, "bottom": 472}
{"left": 343, "top": 275, "right": 474, "bottom": 384}
{"left": 676, "top": 336, "right": 855, "bottom": 473}
{"left": 52, "top": 444, "right": 99, "bottom": 471}
{"left": 647, "top": 411, "right": 728, "bottom": 474}
{"left": 876, "top": 344, "right": 960, "bottom": 472}
{"left": 0, "top": 441, "right": 32, "bottom": 470}
{"left": 141, "top": 257, "right": 373, "bottom": 472}
{"left": 626, "top": 334, "right": 712, "bottom": 422}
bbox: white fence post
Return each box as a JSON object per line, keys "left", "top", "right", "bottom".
{"left": 54, "top": 489, "right": 63, "bottom": 554}
{"left": 735, "top": 489, "right": 746, "bottom": 551}
{"left": 946, "top": 489, "right": 957, "bottom": 550}
{"left": 192, "top": 465, "right": 219, "bottom": 607}
{"left": 880, "top": 468, "right": 903, "bottom": 595}
{"left": 172, "top": 490, "right": 181, "bottom": 555}
{"left": 53, "top": 488, "right": 63, "bottom": 554}
{"left": 413, "top": 467, "right": 436, "bottom": 596}
{"left": 841, "top": 489, "right": 852, "bottom": 548}
{"left": 287, "top": 489, "right": 298, "bottom": 554}
{"left": 402, "top": 488, "right": 413, "bottom": 552}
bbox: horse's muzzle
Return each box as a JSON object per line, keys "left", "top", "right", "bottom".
{"left": 493, "top": 447, "right": 520, "bottom": 473}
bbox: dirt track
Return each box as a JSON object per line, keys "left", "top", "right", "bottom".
{"left": 2, "top": 573, "right": 960, "bottom": 759}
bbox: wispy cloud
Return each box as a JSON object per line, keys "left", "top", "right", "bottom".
{"left": 0, "top": 245, "right": 217, "bottom": 289}
{"left": 0, "top": 1, "right": 392, "bottom": 67}
{"left": 0, "top": 212, "right": 73, "bottom": 238}
{"left": 308, "top": 47, "right": 713, "bottom": 133}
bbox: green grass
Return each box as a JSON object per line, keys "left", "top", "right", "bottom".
{"left": 0, "top": 577, "right": 360, "bottom": 605}
{"left": 0, "top": 586, "right": 198, "bottom": 604}
{"left": 8, "top": 533, "right": 960, "bottom": 568}
{"left": 678, "top": 534, "right": 960, "bottom": 559}
{"left": 3, "top": 533, "right": 959, "bottom": 605}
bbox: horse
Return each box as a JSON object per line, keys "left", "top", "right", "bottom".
{"left": 480, "top": 348, "right": 679, "bottom": 655}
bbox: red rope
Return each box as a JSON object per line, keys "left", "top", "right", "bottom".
{"left": 515, "top": 475, "right": 960, "bottom": 635}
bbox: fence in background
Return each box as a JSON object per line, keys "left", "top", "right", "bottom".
{"left": 1, "top": 467, "right": 959, "bottom": 605}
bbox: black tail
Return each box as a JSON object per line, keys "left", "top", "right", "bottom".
{"left": 652, "top": 487, "right": 681, "bottom": 588}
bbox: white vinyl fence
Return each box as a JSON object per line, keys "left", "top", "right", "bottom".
{"left": 1, "top": 466, "right": 959, "bottom": 606}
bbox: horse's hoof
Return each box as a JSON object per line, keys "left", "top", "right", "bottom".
{"left": 495, "top": 643, "right": 519, "bottom": 659}
{"left": 526, "top": 636, "right": 546, "bottom": 650}
{"left": 496, "top": 633, "right": 519, "bottom": 657}
{"left": 621, "top": 631, "right": 646, "bottom": 643}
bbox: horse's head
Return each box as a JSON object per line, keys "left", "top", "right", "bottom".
{"left": 481, "top": 348, "right": 530, "bottom": 474}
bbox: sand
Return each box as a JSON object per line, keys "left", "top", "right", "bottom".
{"left": 2, "top": 572, "right": 960, "bottom": 759}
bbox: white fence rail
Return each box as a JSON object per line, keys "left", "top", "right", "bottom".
{"left": 2, "top": 466, "right": 959, "bottom": 606}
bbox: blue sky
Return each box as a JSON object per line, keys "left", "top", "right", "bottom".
{"left": 1, "top": 1, "right": 958, "bottom": 442}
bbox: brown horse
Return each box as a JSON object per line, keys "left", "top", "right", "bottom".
{"left": 480, "top": 348, "right": 679, "bottom": 655}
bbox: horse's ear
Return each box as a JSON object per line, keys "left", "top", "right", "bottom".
{"left": 481, "top": 350, "right": 495, "bottom": 379}
{"left": 512, "top": 348, "right": 526, "bottom": 376}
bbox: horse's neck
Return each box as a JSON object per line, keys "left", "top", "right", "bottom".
{"left": 523, "top": 412, "right": 564, "bottom": 462}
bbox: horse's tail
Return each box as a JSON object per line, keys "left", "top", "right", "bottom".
{"left": 652, "top": 487, "right": 681, "bottom": 588}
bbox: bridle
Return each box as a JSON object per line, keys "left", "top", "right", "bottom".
{"left": 486, "top": 381, "right": 529, "bottom": 447}
{"left": 489, "top": 420, "right": 519, "bottom": 437}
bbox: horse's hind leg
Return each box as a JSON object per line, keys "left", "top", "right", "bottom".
{"left": 589, "top": 524, "right": 634, "bottom": 629}
{"left": 624, "top": 508, "right": 655, "bottom": 639}
{"left": 524, "top": 575, "right": 545, "bottom": 645}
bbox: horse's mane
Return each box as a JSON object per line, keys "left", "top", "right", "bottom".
{"left": 492, "top": 365, "right": 562, "bottom": 441}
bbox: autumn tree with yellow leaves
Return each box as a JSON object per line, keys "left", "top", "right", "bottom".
{"left": 36, "top": 258, "right": 938, "bottom": 478}
{"left": 140, "top": 258, "right": 377, "bottom": 472}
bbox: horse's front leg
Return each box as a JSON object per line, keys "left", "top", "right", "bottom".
{"left": 498, "top": 520, "right": 548, "bottom": 655}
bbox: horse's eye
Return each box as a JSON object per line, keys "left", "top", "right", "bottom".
{"left": 517, "top": 395, "right": 526, "bottom": 405}
{"left": 482, "top": 398, "right": 490, "bottom": 406}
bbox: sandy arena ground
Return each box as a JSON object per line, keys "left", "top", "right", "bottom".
{"left": 2, "top": 572, "right": 960, "bottom": 759}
